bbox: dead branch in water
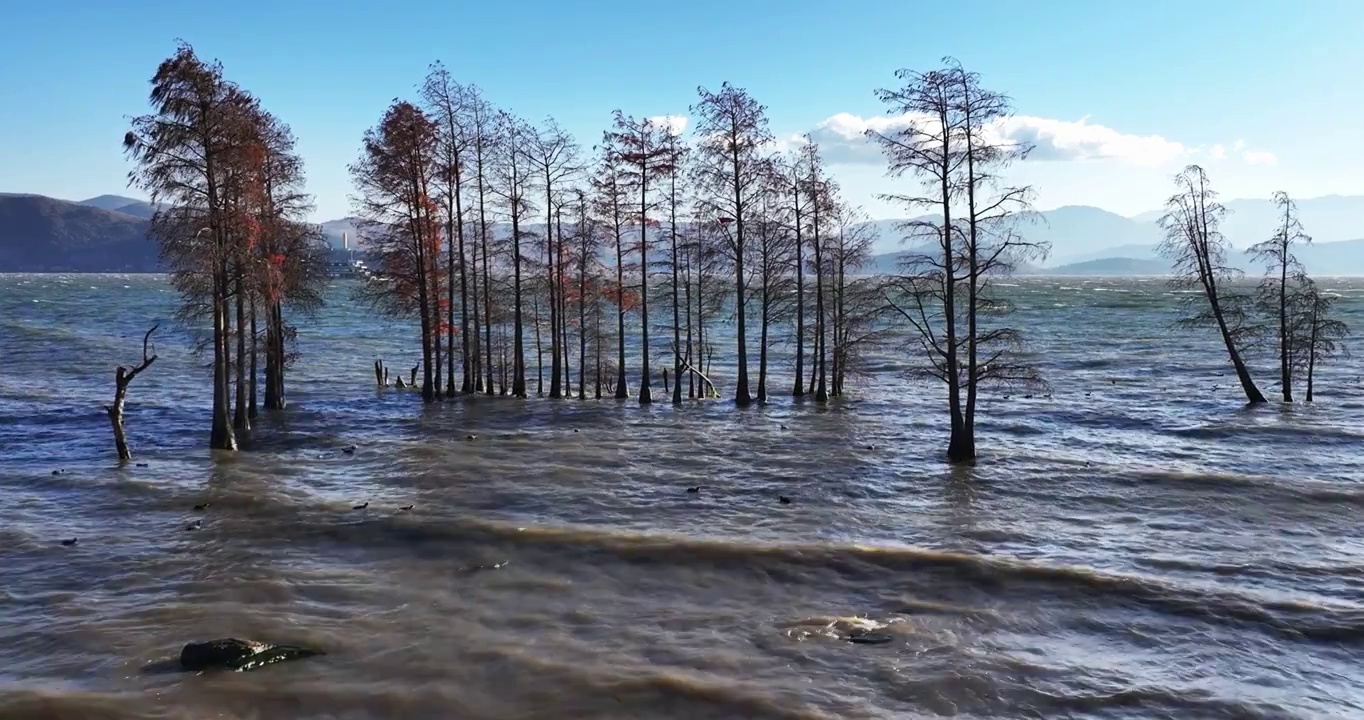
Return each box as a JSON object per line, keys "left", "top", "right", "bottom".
{"left": 107, "top": 324, "right": 158, "bottom": 461}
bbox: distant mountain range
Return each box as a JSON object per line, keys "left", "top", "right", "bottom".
{"left": 4, "top": 191, "right": 1364, "bottom": 276}
{"left": 0, "top": 193, "right": 157, "bottom": 271}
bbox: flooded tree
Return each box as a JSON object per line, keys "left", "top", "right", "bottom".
{"left": 1158, "top": 165, "right": 1266, "bottom": 404}
{"left": 421, "top": 62, "right": 473, "bottom": 397}
{"left": 691, "top": 83, "right": 773, "bottom": 406}
{"left": 752, "top": 162, "right": 795, "bottom": 402}
{"left": 350, "top": 100, "right": 444, "bottom": 401}
{"left": 799, "top": 140, "right": 835, "bottom": 402}
{"left": 467, "top": 93, "right": 497, "bottom": 394}
{"left": 662, "top": 129, "right": 690, "bottom": 405}
{"left": 1247, "top": 191, "right": 1310, "bottom": 402}
{"left": 869, "top": 59, "right": 1046, "bottom": 463}
{"left": 248, "top": 112, "right": 326, "bottom": 413}
{"left": 829, "top": 205, "right": 880, "bottom": 396}
{"left": 106, "top": 324, "right": 158, "bottom": 461}
{"left": 489, "top": 111, "right": 536, "bottom": 397}
{"left": 592, "top": 149, "right": 632, "bottom": 398}
{"left": 526, "top": 119, "right": 580, "bottom": 399}
{"left": 782, "top": 151, "right": 810, "bottom": 398}
{"left": 605, "top": 112, "right": 678, "bottom": 404}
{"left": 1290, "top": 279, "right": 1349, "bottom": 402}
{"left": 125, "top": 43, "right": 250, "bottom": 451}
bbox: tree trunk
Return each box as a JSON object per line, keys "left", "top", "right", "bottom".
{"left": 1279, "top": 248, "right": 1291, "bottom": 402}
{"left": 579, "top": 234, "right": 588, "bottom": 401}
{"left": 757, "top": 271, "right": 769, "bottom": 402}
{"left": 946, "top": 415, "right": 975, "bottom": 464}
{"left": 210, "top": 266, "right": 237, "bottom": 451}
{"left": 511, "top": 209, "right": 527, "bottom": 398}
{"left": 109, "top": 394, "right": 130, "bottom": 461}
{"left": 671, "top": 196, "right": 683, "bottom": 405}
{"left": 248, "top": 300, "right": 258, "bottom": 419}
{"left": 813, "top": 203, "right": 827, "bottom": 402}
{"left": 480, "top": 182, "right": 495, "bottom": 396}
{"left": 638, "top": 182, "right": 652, "bottom": 405}
{"left": 272, "top": 303, "right": 287, "bottom": 409}
{"left": 548, "top": 194, "right": 562, "bottom": 399}
{"left": 793, "top": 194, "right": 805, "bottom": 398}
{"left": 1213, "top": 298, "right": 1267, "bottom": 403}
{"left": 534, "top": 294, "right": 544, "bottom": 396}
{"left": 233, "top": 270, "right": 249, "bottom": 431}
{"left": 458, "top": 204, "right": 472, "bottom": 395}
{"left": 615, "top": 229, "right": 628, "bottom": 399}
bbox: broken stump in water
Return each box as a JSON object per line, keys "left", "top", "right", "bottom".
{"left": 179, "top": 638, "right": 322, "bottom": 672}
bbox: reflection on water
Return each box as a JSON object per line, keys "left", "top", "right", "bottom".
{"left": 1, "top": 274, "right": 1362, "bottom": 719}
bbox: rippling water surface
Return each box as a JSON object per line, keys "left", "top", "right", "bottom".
{"left": 2, "top": 273, "right": 1362, "bottom": 719}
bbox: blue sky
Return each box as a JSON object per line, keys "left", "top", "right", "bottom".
{"left": 1, "top": 0, "right": 1359, "bottom": 221}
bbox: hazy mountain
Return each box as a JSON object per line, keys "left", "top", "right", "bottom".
{"left": 78, "top": 194, "right": 146, "bottom": 211}
{"left": 860, "top": 195, "right": 1364, "bottom": 269}
{"left": 1040, "top": 257, "right": 1171, "bottom": 276}
{"left": 855, "top": 207, "right": 1164, "bottom": 265}
{"left": 0, "top": 194, "right": 157, "bottom": 271}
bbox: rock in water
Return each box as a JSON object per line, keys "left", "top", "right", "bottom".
{"left": 846, "top": 631, "right": 894, "bottom": 645}
{"left": 179, "top": 638, "right": 322, "bottom": 672}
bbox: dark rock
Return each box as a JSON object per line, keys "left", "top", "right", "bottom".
{"left": 60, "top": 538, "right": 78, "bottom": 546}
{"left": 193, "top": 502, "right": 210, "bottom": 511}
{"left": 185, "top": 520, "right": 202, "bottom": 532}
{"left": 465, "top": 434, "right": 477, "bottom": 441}
{"left": 179, "top": 638, "right": 322, "bottom": 672}
{"left": 846, "top": 631, "right": 894, "bottom": 645}
{"left": 341, "top": 445, "right": 356, "bottom": 455}
{"left": 399, "top": 504, "right": 414, "bottom": 511}
{"left": 51, "top": 469, "right": 65, "bottom": 476}
{"left": 352, "top": 502, "right": 368, "bottom": 510}
{"left": 135, "top": 462, "right": 149, "bottom": 468}
{"left": 686, "top": 486, "right": 703, "bottom": 494}
{"left": 779, "top": 495, "right": 791, "bottom": 505}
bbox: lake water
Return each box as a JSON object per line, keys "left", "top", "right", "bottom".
{"left": 1, "top": 274, "right": 1362, "bottom": 719}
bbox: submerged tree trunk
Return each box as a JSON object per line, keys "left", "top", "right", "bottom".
{"left": 615, "top": 230, "right": 628, "bottom": 399}
{"left": 107, "top": 325, "right": 158, "bottom": 461}
{"left": 211, "top": 266, "right": 237, "bottom": 451}
{"left": 248, "top": 300, "right": 258, "bottom": 419}
{"left": 233, "top": 271, "right": 250, "bottom": 431}
{"left": 793, "top": 197, "right": 805, "bottom": 397}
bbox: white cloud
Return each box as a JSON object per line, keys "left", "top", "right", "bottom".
{"left": 1233, "top": 139, "right": 1247, "bottom": 152}
{"left": 1209, "top": 144, "right": 1226, "bottom": 160}
{"left": 1242, "top": 150, "right": 1278, "bottom": 166}
{"left": 649, "top": 115, "right": 689, "bottom": 136}
{"left": 802, "top": 112, "right": 1189, "bottom": 168}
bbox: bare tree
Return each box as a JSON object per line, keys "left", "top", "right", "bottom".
{"left": 830, "top": 204, "right": 878, "bottom": 396}
{"left": 106, "top": 324, "right": 158, "bottom": 461}
{"left": 783, "top": 152, "right": 809, "bottom": 397}
{"left": 527, "top": 119, "right": 580, "bottom": 398}
{"left": 421, "top": 62, "right": 473, "bottom": 396}
{"left": 605, "top": 112, "right": 678, "bottom": 404}
{"left": 1289, "top": 279, "right": 1349, "bottom": 402}
{"left": 691, "top": 82, "right": 773, "bottom": 406}
{"left": 869, "top": 59, "right": 1046, "bottom": 463}
{"left": 663, "top": 129, "right": 691, "bottom": 405}
{"left": 1247, "top": 191, "right": 1310, "bottom": 401}
{"left": 1158, "top": 164, "right": 1266, "bottom": 403}
{"left": 752, "top": 160, "right": 794, "bottom": 402}
{"left": 489, "top": 110, "right": 536, "bottom": 397}
{"left": 591, "top": 149, "right": 632, "bottom": 398}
